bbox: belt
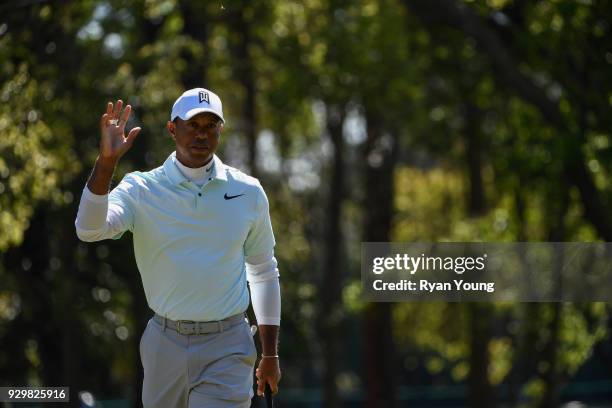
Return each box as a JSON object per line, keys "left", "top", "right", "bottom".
{"left": 153, "top": 312, "right": 246, "bottom": 335}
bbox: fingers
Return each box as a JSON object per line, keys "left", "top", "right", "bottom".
{"left": 102, "top": 99, "right": 113, "bottom": 126}
{"left": 102, "top": 101, "right": 118, "bottom": 126}
{"left": 103, "top": 100, "right": 135, "bottom": 128}
{"left": 256, "top": 379, "right": 279, "bottom": 396}
{"left": 126, "top": 127, "right": 141, "bottom": 146}
{"left": 256, "top": 370, "right": 265, "bottom": 396}
{"left": 119, "top": 104, "right": 132, "bottom": 127}
{"left": 270, "top": 380, "right": 279, "bottom": 394}
{"left": 112, "top": 99, "right": 123, "bottom": 120}
{"left": 100, "top": 113, "right": 109, "bottom": 129}
{"left": 255, "top": 368, "right": 280, "bottom": 396}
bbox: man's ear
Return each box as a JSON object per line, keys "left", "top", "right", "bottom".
{"left": 166, "top": 121, "right": 176, "bottom": 140}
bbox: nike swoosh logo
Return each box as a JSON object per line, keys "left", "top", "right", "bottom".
{"left": 224, "top": 193, "right": 245, "bottom": 200}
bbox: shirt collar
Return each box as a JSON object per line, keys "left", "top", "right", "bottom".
{"left": 163, "top": 151, "right": 227, "bottom": 185}
{"left": 210, "top": 154, "right": 228, "bottom": 182}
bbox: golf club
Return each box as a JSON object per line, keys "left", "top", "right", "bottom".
{"left": 265, "top": 383, "right": 274, "bottom": 407}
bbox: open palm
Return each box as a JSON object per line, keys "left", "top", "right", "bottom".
{"left": 99, "top": 99, "right": 141, "bottom": 162}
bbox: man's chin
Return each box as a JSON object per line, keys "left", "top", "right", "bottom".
{"left": 190, "top": 146, "right": 210, "bottom": 154}
{"left": 177, "top": 149, "right": 213, "bottom": 168}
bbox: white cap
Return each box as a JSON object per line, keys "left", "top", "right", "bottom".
{"left": 170, "top": 88, "right": 225, "bottom": 123}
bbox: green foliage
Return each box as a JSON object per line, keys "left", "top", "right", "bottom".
{"left": 0, "top": 64, "right": 79, "bottom": 250}
{"left": 0, "top": 0, "right": 611, "bottom": 404}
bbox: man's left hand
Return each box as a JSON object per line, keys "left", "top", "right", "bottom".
{"left": 256, "top": 357, "right": 281, "bottom": 396}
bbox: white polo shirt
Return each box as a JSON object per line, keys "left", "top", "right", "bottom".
{"left": 76, "top": 152, "right": 276, "bottom": 321}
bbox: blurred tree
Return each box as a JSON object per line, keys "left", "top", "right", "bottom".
{"left": 0, "top": 1, "right": 611, "bottom": 408}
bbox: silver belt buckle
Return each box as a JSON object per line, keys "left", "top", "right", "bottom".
{"left": 177, "top": 320, "right": 195, "bottom": 335}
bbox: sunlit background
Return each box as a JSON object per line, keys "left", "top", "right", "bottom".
{"left": 1, "top": 0, "right": 611, "bottom": 407}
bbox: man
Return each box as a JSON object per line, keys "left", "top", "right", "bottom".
{"left": 75, "top": 88, "right": 281, "bottom": 407}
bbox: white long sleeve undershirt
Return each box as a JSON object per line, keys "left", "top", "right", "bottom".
{"left": 173, "top": 155, "right": 211, "bottom": 186}
{"left": 245, "top": 250, "right": 281, "bottom": 326}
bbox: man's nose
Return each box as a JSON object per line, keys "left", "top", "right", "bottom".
{"left": 194, "top": 129, "right": 208, "bottom": 138}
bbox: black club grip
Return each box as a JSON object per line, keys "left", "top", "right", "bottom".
{"left": 264, "top": 383, "right": 274, "bottom": 407}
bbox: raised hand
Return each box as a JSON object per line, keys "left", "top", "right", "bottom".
{"left": 99, "top": 99, "right": 141, "bottom": 163}
{"left": 85, "top": 100, "right": 141, "bottom": 194}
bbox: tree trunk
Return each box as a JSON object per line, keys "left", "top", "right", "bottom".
{"left": 362, "top": 111, "right": 398, "bottom": 408}
{"left": 538, "top": 168, "right": 570, "bottom": 408}
{"left": 467, "top": 303, "right": 495, "bottom": 408}
{"left": 178, "top": 0, "right": 211, "bottom": 88}
{"left": 538, "top": 302, "right": 562, "bottom": 408}
{"left": 226, "top": 2, "right": 258, "bottom": 177}
{"left": 464, "top": 101, "right": 485, "bottom": 216}
{"left": 506, "top": 303, "right": 539, "bottom": 406}
{"left": 318, "top": 104, "right": 346, "bottom": 408}
{"left": 463, "top": 97, "right": 494, "bottom": 407}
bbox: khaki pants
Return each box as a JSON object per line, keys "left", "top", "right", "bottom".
{"left": 140, "top": 316, "right": 257, "bottom": 408}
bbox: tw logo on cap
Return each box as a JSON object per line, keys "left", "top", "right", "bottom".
{"left": 198, "top": 91, "right": 210, "bottom": 104}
